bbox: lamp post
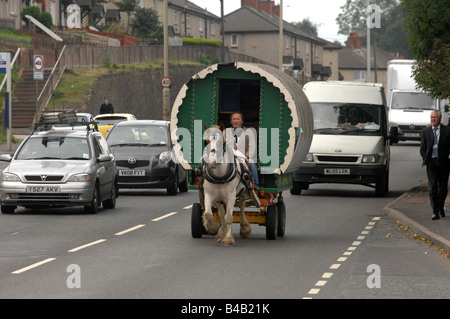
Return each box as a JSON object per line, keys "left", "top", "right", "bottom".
{"left": 220, "top": 0, "right": 224, "bottom": 62}
{"left": 279, "top": 0, "right": 283, "bottom": 71}
{"left": 366, "top": 0, "right": 371, "bottom": 83}
{"left": 162, "top": 0, "right": 170, "bottom": 121}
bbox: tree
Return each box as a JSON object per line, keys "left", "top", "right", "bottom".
{"left": 336, "top": 0, "right": 398, "bottom": 35}
{"left": 114, "top": 0, "right": 139, "bottom": 33}
{"left": 131, "top": 8, "right": 163, "bottom": 40}
{"left": 292, "top": 18, "right": 319, "bottom": 37}
{"left": 401, "top": 0, "right": 450, "bottom": 99}
{"left": 336, "top": 0, "right": 411, "bottom": 57}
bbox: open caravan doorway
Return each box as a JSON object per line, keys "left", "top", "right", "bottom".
{"left": 218, "top": 79, "right": 261, "bottom": 129}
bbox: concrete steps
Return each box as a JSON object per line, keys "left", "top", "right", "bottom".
{"left": 12, "top": 68, "right": 50, "bottom": 128}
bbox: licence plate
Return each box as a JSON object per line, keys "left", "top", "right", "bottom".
{"left": 324, "top": 168, "right": 350, "bottom": 175}
{"left": 26, "top": 186, "right": 60, "bottom": 193}
{"left": 404, "top": 133, "right": 419, "bottom": 137}
{"left": 119, "top": 170, "right": 145, "bottom": 176}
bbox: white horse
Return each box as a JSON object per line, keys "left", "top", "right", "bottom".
{"left": 201, "top": 125, "right": 252, "bottom": 246}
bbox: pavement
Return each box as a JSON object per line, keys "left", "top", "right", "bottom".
{"left": 0, "top": 128, "right": 449, "bottom": 254}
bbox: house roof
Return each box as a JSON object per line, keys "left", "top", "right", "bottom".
{"left": 168, "top": 0, "right": 220, "bottom": 21}
{"left": 339, "top": 46, "right": 396, "bottom": 70}
{"left": 224, "top": 6, "right": 326, "bottom": 45}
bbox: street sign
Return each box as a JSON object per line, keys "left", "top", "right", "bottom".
{"left": 0, "top": 53, "right": 7, "bottom": 74}
{"left": 33, "top": 55, "right": 44, "bottom": 80}
{"left": 0, "top": 52, "right": 12, "bottom": 149}
{"left": 161, "top": 76, "right": 172, "bottom": 88}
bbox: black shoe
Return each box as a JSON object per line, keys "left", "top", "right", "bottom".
{"left": 440, "top": 211, "right": 446, "bottom": 218}
{"left": 432, "top": 213, "right": 440, "bottom": 220}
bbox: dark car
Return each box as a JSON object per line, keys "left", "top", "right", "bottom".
{"left": 106, "top": 120, "right": 188, "bottom": 195}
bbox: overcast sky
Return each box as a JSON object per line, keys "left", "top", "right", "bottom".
{"left": 190, "top": 0, "right": 348, "bottom": 44}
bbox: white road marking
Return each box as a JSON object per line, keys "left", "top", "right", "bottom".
{"left": 183, "top": 205, "right": 193, "bottom": 209}
{"left": 115, "top": 224, "right": 146, "bottom": 236}
{"left": 303, "top": 216, "right": 382, "bottom": 299}
{"left": 11, "top": 258, "right": 56, "bottom": 274}
{"left": 67, "top": 239, "right": 106, "bottom": 253}
{"left": 152, "top": 212, "right": 177, "bottom": 222}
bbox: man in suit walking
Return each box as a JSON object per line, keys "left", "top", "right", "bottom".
{"left": 420, "top": 110, "right": 450, "bottom": 220}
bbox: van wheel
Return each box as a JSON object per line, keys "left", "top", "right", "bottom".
{"left": 1, "top": 205, "right": 16, "bottom": 214}
{"left": 290, "top": 181, "right": 302, "bottom": 195}
{"left": 375, "top": 171, "right": 389, "bottom": 197}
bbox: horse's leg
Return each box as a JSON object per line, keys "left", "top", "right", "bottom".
{"left": 215, "top": 203, "right": 226, "bottom": 243}
{"left": 202, "top": 195, "right": 220, "bottom": 235}
{"left": 238, "top": 199, "right": 251, "bottom": 239}
{"left": 222, "top": 195, "right": 236, "bottom": 246}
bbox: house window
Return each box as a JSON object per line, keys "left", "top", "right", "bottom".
{"left": 10, "top": 0, "right": 16, "bottom": 14}
{"left": 199, "top": 19, "right": 203, "bottom": 32}
{"left": 353, "top": 71, "right": 366, "bottom": 81}
{"left": 210, "top": 21, "right": 214, "bottom": 36}
{"left": 153, "top": 0, "right": 157, "bottom": 10}
{"left": 231, "top": 34, "right": 238, "bottom": 47}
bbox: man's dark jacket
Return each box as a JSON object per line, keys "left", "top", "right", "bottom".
{"left": 100, "top": 103, "right": 114, "bottom": 114}
{"left": 420, "top": 124, "right": 450, "bottom": 167}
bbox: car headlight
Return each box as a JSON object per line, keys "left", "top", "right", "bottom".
{"left": 362, "top": 154, "right": 381, "bottom": 163}
{"left": 1, "top": 172, "right": 20, "bottom": 182}
{"left": 304, "top": 153, "right": 314, "bottom": 162}
{"left": 158, "top": 151, "right": 172, "bottom": 165}
{"left": 68, "top": 173, "right": 91, "bottom": 182}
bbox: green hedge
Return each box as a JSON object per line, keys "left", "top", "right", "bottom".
{"left": 182, "top": 37, "right": 221, "bottom": 48}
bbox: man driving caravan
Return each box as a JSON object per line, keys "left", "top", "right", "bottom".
{"left": 227, "top": 112, "right": 259, "bottom": 188}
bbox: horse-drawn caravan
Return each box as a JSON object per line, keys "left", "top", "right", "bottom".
{"left": 170, "top": 62, "right": 313, "bottom": 244}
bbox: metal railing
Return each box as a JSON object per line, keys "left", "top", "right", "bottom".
{"left": 36, "top": 46, "right": 67, "bottom": 121}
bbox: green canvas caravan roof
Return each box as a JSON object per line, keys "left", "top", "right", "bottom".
{"left": 170, "top": 62, "right": 313, "bottom": 175}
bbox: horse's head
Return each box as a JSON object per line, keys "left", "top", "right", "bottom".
{"left": 203, "top": 124, "right": 226, "bottom": 169}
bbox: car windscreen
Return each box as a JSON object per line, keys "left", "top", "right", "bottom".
{"left": 107, "top": 125, "right": 169, "bottom": 146}
{"left": 311, "top": 102, "right": 383, "bottom": 136}
{"left": 16, "top": 136, "right": 90, "bottom": 160}
{"left": 95, "top": 117, "right": 127, "bottom": 125}
{"left": 391, "top": 92, "right": 435, "bottom": 110}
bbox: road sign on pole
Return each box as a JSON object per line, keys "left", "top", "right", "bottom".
{"left": 161, "top": 77, "right": 172, "bottom": 88}
{"left": 33, "top": 55, "right": 44, "bottom": 80}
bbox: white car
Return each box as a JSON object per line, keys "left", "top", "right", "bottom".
{"left": 0, "top": 125, "right": 117, "bottom": 214}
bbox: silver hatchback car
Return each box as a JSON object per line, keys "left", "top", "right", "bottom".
{"left": 0, "top": 128, "right": 117, "bottom": 214}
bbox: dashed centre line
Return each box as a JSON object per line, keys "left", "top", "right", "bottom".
{"left": 67, "top": 239, "right": 106, "bottom": 253}
{"left": 303, "top": 216, "right": 382, "bottom": 299}
{"left": 115, "top": 224, "right": 146, "bottom": 236}
{"left": 152, "top": 212, "right": 178, "bottom": 221}
{"left": 10, "top": 210, "right": 182, "bottom": 275}
{"left": 11, "top": 258, "right": 56, "bottom": 274}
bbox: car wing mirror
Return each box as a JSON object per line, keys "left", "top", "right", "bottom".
{"left": 0, "top": 154, "right": 12, "bottom": 162}
{"left": 97, "top": 154, "right": 112, "bottom": 163}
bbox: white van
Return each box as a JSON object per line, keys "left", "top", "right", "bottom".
{"left": 292, "top": 81, "right": 391, "bottom": 197}
{"left": 386, "top": 60, "right": 448, "bottom": 143}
